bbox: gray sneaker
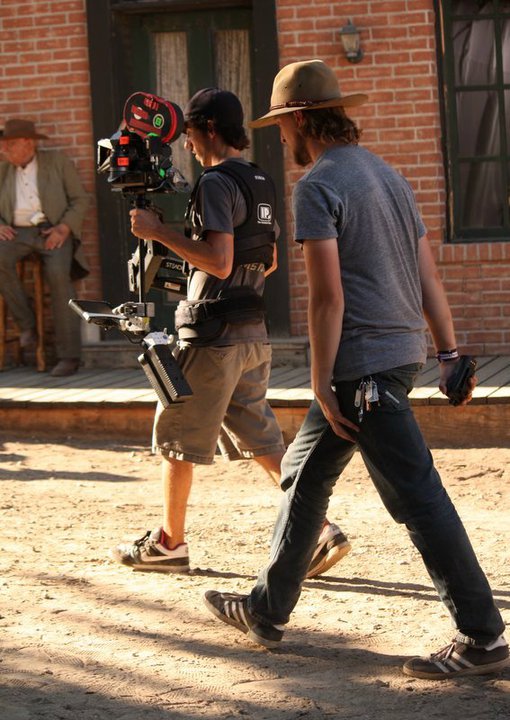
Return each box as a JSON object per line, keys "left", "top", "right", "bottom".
{"left": 203, "top": 590, "right": 284, "bottom": 649}
{"left": 111, "top": 527, "right": 190, "bottom": 572}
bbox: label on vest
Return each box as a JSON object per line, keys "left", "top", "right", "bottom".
{"left": 257, "top": 203, "right": 273, "bottom": 224}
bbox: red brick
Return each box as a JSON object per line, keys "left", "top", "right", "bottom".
{"left": 36, "top": 13, "right": 67, "bottom": 26}
{"left": 5, "top": 65, "right": 38, "bottom": 77}
{"left": 300, "top": 5, "right": 335, "bottom": 19}
{"left": 67, "top": 11, "right": 87, "bottom": 23}
{"left": 3, "top": 15, "right": 35, "bottom": 30}
{"left": 279, "top": 19, "right": 316, "bottom": 32}
{"left": 370, "top": 1, "right": 408, "bottom": 12}
{"left": 54, "top": 1, "right": 84, "bottom": 9}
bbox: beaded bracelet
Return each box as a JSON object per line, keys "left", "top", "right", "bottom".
{"left": 436, "top": 348, "right": 459, "bottom": 363}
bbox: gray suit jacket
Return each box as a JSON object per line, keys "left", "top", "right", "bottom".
{"left": 0, "top": 149, "right": 90, "bottom": 279}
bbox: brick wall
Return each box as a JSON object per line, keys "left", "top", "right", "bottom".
{"left": 275, "top": 0, "right": 510, "bottom": 354}
{"left": 0, "top": 0, "right": 101, "bottom": 306}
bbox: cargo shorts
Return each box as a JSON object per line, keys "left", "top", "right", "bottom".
{"left": 153, "top": 342, "right": 285, "bottom": 464}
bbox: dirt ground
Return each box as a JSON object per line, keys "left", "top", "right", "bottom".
{"left": 0, "top": 435, "right": 509, "bottom": 720}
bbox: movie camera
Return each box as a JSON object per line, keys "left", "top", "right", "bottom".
{"left": 70, "top": 92, "right": 193, "bottom": 406}
{"left": 98, "top": 90, "right": 191, "bottom": 301}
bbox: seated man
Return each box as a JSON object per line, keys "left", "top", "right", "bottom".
{"left": 0, "top": 118, "right": 89, "bottom": 376}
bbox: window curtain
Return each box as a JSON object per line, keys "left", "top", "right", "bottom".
{"left": 214, "top": 29, "right": 254, "bottom": 160}
{"left": 155, "top": 32, "right": 193, "bottom": 181}
{"left": 453, "top": 1, "right": 510, "bottom": 228}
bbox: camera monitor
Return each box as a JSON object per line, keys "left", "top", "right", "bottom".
{"left": 68, "top": 299, "right": 126, "bottom": 328}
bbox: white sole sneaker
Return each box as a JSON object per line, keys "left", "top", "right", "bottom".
{"left": 307, "top": 523, "right": 351, "bottom": 579}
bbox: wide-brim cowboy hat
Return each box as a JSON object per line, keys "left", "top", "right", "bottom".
{"left": 0, "top": 118, "right": 48, "bottom": 140}
{"left": 250, "top": 59, "right": 368, "bottom": 129}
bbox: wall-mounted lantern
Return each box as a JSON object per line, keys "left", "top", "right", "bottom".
{"left": 339, "top": 19, "right": 364, "bottom": 64}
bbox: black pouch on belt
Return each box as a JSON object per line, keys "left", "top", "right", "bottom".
{"left": 174, "top": 288, "right": 265, "bottom": 341}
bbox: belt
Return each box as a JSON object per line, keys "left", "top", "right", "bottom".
{"left": 14, "top": 222, "right": 51, "bottom": 229}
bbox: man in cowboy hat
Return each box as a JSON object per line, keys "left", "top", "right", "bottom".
{"left": 203, "top": 60, "right": 508, "bottom": 679}
{"left": 0, "top": 118, "right": 89, "bottom": 376}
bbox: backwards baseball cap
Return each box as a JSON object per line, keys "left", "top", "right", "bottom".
{"left": 184, "top": 88, "right": 244, "bottom": 127}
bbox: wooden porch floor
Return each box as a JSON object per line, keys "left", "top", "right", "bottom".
{"left": 1, "top": 356, "right": 509, "bottom": 446}
{"left": 1, "top": 355, "right": 509, "bottom": 406}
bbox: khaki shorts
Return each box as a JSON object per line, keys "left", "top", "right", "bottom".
{"left": 153, "top": 342, "right": 285, "bottom": 464}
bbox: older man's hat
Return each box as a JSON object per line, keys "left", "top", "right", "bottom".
{"left": 250, "top": 59, "right": 368, "bottom": 129}
{"left": 0, "top": 118, "right": 48, "bottom": 140}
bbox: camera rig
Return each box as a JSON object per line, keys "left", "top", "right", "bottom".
{"left": 70, "top": 92, "right": 193, "bottom": 406}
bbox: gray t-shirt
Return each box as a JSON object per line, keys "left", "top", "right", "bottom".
{"left": 181, "top": 157, "right": 268, "bottom": 345}
{"left": 293, "top": 144, "right": 427, "bottom": 381}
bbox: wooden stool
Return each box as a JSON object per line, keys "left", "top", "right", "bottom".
{"left": 0, "top": 253, "right": 46, "bottom": 372}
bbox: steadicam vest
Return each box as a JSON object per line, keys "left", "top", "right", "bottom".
{"left": 184, "top": 158, "right": 276, "bottom": 268}
{"left": 176, "top": 160, "right": 276, "bottom": 338}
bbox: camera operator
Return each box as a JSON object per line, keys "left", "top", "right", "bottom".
{"left": 112, "top": 88, "right": 350, "bottom": 576}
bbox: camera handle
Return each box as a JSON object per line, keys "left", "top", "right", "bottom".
{"left": 129, "top": 192, "right": 164, "bottom": 303}
{"left": 132, "top": 193, "right": 151, "bottom": 305}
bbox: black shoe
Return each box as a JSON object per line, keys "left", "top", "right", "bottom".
{"left": 403, "top": 637, "right": 509, "bottom": 679}
{"left": 203, "top": 590, "right": 284, "bottom": 649}
{"left": 306, "top": 523, "right": 351, "bottom": 579}
{"left": 19, "top": 328, "right": 37, "bottom": 349}
{"left": 111, "top": 527, "right": 190, "bottom": 573}
{"left": 50, "top": 358, "right": 80, "bottom": 377}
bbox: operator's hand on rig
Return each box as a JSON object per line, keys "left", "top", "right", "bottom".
{"left": 130, "top": 207, "right": 163, "bottom": 242}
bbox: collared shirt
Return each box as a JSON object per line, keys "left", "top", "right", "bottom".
{"left": 13, "top": 155, "right": 45, "bottom": 227}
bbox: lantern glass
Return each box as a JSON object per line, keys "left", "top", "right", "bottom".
{"left": 340, "top": 20, "right": 363, "bottom": 63}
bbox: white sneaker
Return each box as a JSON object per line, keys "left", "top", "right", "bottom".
{"left": 111, "top": 527, "right": 190, "bottom": 572}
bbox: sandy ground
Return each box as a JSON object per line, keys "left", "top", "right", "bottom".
{"left": 0, "top": 435, "right": 509, "bottom": 720}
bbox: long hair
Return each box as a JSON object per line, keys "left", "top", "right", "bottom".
{"left": 300, "top": 107, "right": 361, "bottom": 145}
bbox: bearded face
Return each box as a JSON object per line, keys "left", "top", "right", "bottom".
{"left": 277, "top": 114, "right": 312, "bottom": 167}
{"left": 292, "top": 133, "right": 312, "bottom": 167}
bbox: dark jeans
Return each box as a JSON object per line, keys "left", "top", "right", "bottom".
{"left": 249, "top": 364, "right": 504, "bottom": 646}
